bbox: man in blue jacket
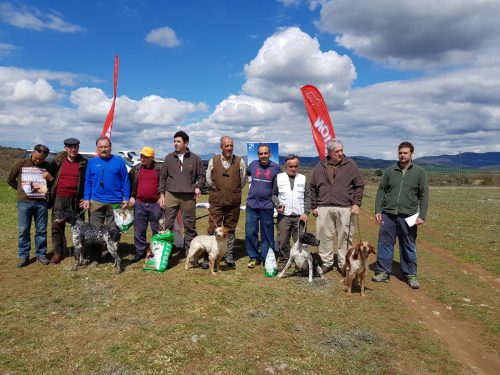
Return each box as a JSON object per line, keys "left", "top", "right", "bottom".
{"left": 83, "top": 137, "right": 130, "bottom": 262}
{"left": 245, "top": 144, "right": 281, "bottom": 268}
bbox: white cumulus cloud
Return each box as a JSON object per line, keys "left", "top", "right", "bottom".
{"left": 145, "top": 26, "right": 181, "bottom": 48}
{"left": 315, "top": 0, "right": 500, "bottom": 69}
{"left": 243, "top": 27, "right": 356, "bottom": 108}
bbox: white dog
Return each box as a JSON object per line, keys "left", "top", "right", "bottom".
{"left": 185, "top": 226, "right": 229, "bottom": 275}
{"left": 277, "top": 232, "right": 322, "bottom": 283}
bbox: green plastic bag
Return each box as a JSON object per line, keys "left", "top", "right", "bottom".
{"left": 143, "top": 230, "right": 174, "bottom": 273}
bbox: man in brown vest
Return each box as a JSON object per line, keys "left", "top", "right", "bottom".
{"left": 205, "top": 136, "right": 247, "bottom": 267}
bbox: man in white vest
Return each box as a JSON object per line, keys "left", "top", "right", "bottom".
{"left": 272, "top": 154, "right": 311, "bottom": 270}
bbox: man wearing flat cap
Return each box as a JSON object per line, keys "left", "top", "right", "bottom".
{"left": 48, "top": 138, "right": 88, "bottom": 264}
{"left": 128, "top": 146, "right": 163, "bottom": 262}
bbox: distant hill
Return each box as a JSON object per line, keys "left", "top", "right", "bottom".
{"left": 201, "top": 151, "right": 500, "bottom": 169}
{"left": 414, "top": 152, "right": 500, "bottom": 169}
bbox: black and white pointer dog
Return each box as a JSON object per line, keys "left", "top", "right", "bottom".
{"left": 277, "top": 232, "right": 322, "bottom": 283}
{"left": 54, "top": 210, "right": 122, "bottom": 273}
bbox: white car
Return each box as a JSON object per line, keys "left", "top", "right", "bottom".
{"left": 118, "top": 150, "right": 140, "bottom": 165}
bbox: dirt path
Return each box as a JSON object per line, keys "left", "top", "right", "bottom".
{"left": 382, "top": 240, "right": 500, "bottom": 374}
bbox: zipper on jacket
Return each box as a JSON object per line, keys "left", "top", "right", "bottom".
{"left": 395, "top": 170, "right": 404, "bottom": 215}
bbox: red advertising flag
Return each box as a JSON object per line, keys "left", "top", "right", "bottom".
{"left": 300, "top": 85, "right": 335, "bottom": 159}
{"left": 101, "top": 55, "right": 119, "bottom": 139}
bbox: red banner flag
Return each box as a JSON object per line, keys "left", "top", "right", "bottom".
{"left": 300, "top": 85, "right": 335, "bottom": 159}
{"left": 101, "top": 55, "right": 119, "bottom": 139}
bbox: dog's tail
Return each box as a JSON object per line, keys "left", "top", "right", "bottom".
{"left": 108, "top": 226, "right": 121, "bottom": 242}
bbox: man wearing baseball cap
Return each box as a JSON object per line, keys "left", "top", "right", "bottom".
{"left": 128, "top": 146, "right": 163, "bottom": 262}
{"left": 49, "top": 137, "right": 88, "bottom": 264}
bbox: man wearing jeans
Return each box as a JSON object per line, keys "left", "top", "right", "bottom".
{"left": 8, "top": 144, "right": 54, "bottom": 267}
{"left": 310, "top": 139, "right": 364, "bottom": 274}
{"left": 372, "top": 141, "right": 429, "bottom": 289}
{"left": 129, "top": 146, "right": 162, "bottom": 263}
{"left": 245, "top": 144, "right": 281, "bottom": 268}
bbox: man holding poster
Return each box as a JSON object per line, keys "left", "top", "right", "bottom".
{"left": 8, "top": 144, "right": 54, "bottom": 267}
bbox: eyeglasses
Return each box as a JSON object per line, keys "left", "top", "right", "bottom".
{"left": 34, "top": 145, "right": 49, "bottom": 155}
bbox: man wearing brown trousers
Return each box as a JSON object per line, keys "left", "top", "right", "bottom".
{"left": 205, "top": 136, "right": 246, "bottom": 268}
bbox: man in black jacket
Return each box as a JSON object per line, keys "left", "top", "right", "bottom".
{"left": 49, "top": 138, "right": 88, "bottom": 264}
{"left": 129, "top": 146, "right": 163, "bottom": 262}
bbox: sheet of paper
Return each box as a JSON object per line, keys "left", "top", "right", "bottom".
{"left": 405, "top": 212, "right": 419, "bottom": 227}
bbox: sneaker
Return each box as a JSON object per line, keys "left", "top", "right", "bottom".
{"left": 247, "top": 259, "right": 261, "bottom": 268}
{"left": 17, "top": 257, "right": 29, "bottom": 268}
{"left": 36, "top": 256, "right": 50, "bottom": 265}
{"left": 407, "top": 275, "right": 421, "bottom": 289}
{"left": 372, "top": 272, "right": 390, "bottom": 283}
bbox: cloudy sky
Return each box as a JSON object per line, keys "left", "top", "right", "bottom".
{"left": 0, "top": 0, "right": 499, "bottom": 160}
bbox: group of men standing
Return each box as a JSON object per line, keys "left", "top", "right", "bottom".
{"left": 8, "top": 135, "right": 428, "bottom": 289}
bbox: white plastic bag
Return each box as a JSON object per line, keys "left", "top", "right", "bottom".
{"left": 264, "top": 244, "right": 278, "bottom": 278}
{"left": 113, "top": 206, "right": 134, "bottom": 232}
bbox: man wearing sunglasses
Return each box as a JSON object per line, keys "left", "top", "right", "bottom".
{"left": 48, "top": 138, "right": 88, "bottom": 264}
{"left": 8, "top": 144, "right": 54, "bottom": 267}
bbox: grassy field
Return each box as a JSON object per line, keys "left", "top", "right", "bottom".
{"left": 0, "top": 166, "right": 499, "bottom": 373}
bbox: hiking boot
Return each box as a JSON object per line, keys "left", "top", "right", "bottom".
{"left": 51, "top": 253, "right": 63, "bottom": 264}
{"left": 36, "top": 256, "right": 50, "bottom": 265}
{"left": 201, "top": 261, "right": 209, "bottom": 270}
{"left": 17, "top": 257, "right": 29, "bottom": 268}
{"left": 247, "top": 259, "right": 261, "bottom": 269}
{"left": 407, "top": 275, "right": 421, "bottom": 289}
{"left": 372, "top": 272, "right": 390, "bottom": 283}
{"left": 226, "top": 260, "right": 236, "bottom": 268}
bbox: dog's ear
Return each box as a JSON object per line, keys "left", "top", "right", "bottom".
{"left": 369, "top": 243, "right": 376, "bottom": 254}
{"left": 222, "top": 227, "right": 228, "bottom": 238}
{"left": 355, "top": 241, "right": 362, "bottom": 252}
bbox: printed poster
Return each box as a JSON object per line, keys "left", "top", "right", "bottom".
{"left": 21, "top": 167, "right": 48, "bottom": 199}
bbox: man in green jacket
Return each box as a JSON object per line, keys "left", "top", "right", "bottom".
{"left": 372, "top": 141, "right": 429, "bottom": 289}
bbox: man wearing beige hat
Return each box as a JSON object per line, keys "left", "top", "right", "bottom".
{"left": 128, "top": 146, "right": 163, "bottom": 262}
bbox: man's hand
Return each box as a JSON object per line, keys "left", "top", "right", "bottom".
{"left": 78, "top": 199, "right": 85, "bottom": 208}
{"left": 312, "top": 208, "right": 318, "bottom": 217}
{"left": 122, "top": 200, "right": 129, "bottom": 209}
{"left": 375, "top": 213, "right": 382, "bottom": 223}
{"left": 42, "top": 171, "right": 53, "bottom": 182}
{"left": 158, "top": 194, "right": 165, "bottom": 208}
{"left": 351, "top": 204, "right": 360, "bottom": 214}
{"left": 129, "top": 197, "right": 136, "bottom": 207}
{"left": 300, "top": 213, "right": 308, "bottom": 223}
{"left": 194, "top": 188, "right": 201, "bottom": 198}
{"left": 83, "top": 200, "right": 90, "bottom": 210}
{"left": 416, "top": 218, "right": 425, "bottom": 225}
